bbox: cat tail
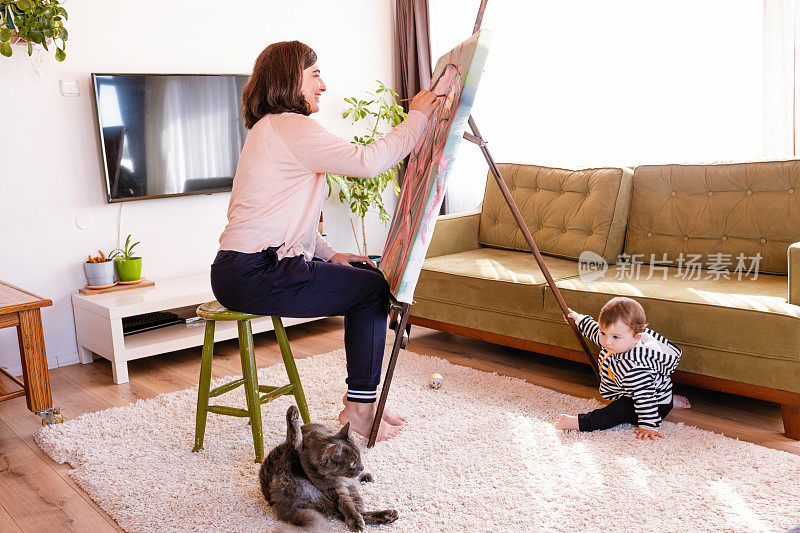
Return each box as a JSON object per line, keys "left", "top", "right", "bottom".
{"left": 274, "top": 509, "right": 329, "bottom": 533}
{"left": 286, "top": 405, "right": 302, "bottom": 452}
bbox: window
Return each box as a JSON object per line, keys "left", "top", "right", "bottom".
{"left": 431, "top": 1, "right": 788, "bottom": 213}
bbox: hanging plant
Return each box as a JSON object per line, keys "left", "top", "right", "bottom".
{"left": 0, "top": 0, "right": 68, "bottom": 61}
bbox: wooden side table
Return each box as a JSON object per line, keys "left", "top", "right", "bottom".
{"left": 0, "top": 281, "right": 60, "bottom": 424}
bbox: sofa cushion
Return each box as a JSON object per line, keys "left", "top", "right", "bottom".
{"left": 479, "top": 164, "right": 633, "bottom": 264}
{"left": 541, "top": 265, "right": 800, "bottom": 364}
{"left": 625, "top": 160, "right": 800, "bottom": 275}
{"left": 415, "top": 248, "right": 583, "bottom": 319}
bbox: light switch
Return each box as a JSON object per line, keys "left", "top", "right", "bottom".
{"left": 60, "top": 80, "right": 79, "bottom": 97}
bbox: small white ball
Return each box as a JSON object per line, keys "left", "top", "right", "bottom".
{"left": 428, "top": 373, "right": 443, "bottom": 389}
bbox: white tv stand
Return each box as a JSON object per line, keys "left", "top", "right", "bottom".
{"left": 71, "top": 273, "right": 321, "bottom": 384}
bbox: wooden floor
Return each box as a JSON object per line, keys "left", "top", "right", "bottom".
{"left": 1, "top": 317, "right": 798, "bottom": 532}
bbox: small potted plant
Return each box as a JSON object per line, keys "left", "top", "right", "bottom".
{"left": 326, "top": 80, "right": 406, "bottom": 265}
{"left": 84, "top": 250, "right": 116, "bottom": 288}
{"left": 110, "top": 234, "right": 142, "bottom": 283}
{"left": 0, "top": 0, "right": 69, "bottom": 61}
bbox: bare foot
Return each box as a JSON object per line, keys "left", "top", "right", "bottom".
{"left": 381, "top": 408, "right": 407, "bottom": 426}
{"left": 339, "top": 399, "right": 402, "bottom": 443}
{"left": 554, "top": 414, "right": 579, "bottom": 431}
{"left": 673, "top": 395, "right": 691, "bottom": 409}
{"left": 342, "top": 394, "right": 406, "bottom": 426}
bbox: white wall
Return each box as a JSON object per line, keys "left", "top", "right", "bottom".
{"left": 0, "top": 0, "right": 399, "bottom": 374}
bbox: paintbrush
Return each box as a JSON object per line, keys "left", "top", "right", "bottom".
{"left": 399, "top": 94, "right": 447, "bottom": 102}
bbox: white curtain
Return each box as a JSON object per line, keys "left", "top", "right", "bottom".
{"left": 431, "top": 1, "right": 788, "bottom": 215}
{"left": 764, "top": 0, "right": 800, "bottom": 158}
{"left": 144, "top": 76, "right": 242, "bottom": 195}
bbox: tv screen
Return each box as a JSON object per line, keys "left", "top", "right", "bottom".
{"left": 91, "top": 73, "right": 249, "bottom": 202}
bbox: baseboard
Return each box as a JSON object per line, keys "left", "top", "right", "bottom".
{"left": 1, "top": 351, "right": 80, "bottom": 378}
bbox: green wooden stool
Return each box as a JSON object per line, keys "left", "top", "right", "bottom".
{"left": 192, "top": 301, "right": 310, "bottom": 463}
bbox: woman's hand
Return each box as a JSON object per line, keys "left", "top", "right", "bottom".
{"left": 409, "top": 90, "right": 440, "bottom": 118}
{"left": 330, "top": 253, "right": 376, "bottom": 268}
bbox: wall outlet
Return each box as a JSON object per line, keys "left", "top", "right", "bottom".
{"left": 60, "top": 80, "right": 79, "bottom": 97}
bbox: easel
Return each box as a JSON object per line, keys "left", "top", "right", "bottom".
{"left": 368, "top": 0, "right": 598, "bottom": 447}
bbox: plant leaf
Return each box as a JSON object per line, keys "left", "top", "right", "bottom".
{"left": 0, "top": 41, "right": 11, "bottom": 57}
{"left": 54, "top": 46, "right": 64, "bottom": 61}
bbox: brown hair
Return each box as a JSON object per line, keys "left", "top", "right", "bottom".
{"left": 598, "top": 297, "right": 648, "bottom": 334}
{"left": 241, "top": 41, "right": 317, "bottom": 129}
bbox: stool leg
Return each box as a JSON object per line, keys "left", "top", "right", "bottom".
{"left": 239, "top": 319, "right": 264, "bottom": 463}
{"left": 193, "top": 320, "right": 215, "bottom": 453}
{"left": 273, "top": 317, "right": 310, "bottom": 424}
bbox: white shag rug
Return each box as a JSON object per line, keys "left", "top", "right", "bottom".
{"left": 36, "top": 349, "right": 800, "bottom": 533}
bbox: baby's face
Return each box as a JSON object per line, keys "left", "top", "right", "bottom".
{"left": 598, "top": 320, "right": 642, "bottom": 354}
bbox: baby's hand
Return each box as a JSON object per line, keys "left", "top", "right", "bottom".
{"left": 634, "top": 427, "right": 664, "bottom": 440}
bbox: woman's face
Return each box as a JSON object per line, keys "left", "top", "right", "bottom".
{"left": 301, "top": 62, "right": 326, "bottom": 113}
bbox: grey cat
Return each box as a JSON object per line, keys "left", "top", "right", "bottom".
{"left": 260, "top": 405, "right": 399, "bottom": 532}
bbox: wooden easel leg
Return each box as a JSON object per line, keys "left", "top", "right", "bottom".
{"left": 367, "top": 303, "right": 411, "bottom": 448}
{"left": 463, "top": 116, "right": 599, "bottom": 380}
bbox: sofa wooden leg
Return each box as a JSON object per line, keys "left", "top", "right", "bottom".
{"left": 781, "top": 404, "right": 800, "bottom": 440}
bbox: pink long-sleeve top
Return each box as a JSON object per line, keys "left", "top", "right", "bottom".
{"left": 218, "top": 110, "right": 428, "bottom": 261}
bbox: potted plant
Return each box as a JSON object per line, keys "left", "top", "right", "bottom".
{"left": 326, "top": 80, "right": 406, "bottom": 265}
{"left": 83, "top": 250, "right": 116, "bottom": 288}
{"left": 0, "top": 0, "right": 68, "bottom": 61}
{"left": 110, "top": 234, "right": 142, "bottom": 283}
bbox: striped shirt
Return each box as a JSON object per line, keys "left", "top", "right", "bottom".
{"left": 576, "top": 314, "right": 682, "bottom": 429}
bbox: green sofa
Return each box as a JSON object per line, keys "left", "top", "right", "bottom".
{"left": 410, "top": 161, "right": 800, "bottom": 439}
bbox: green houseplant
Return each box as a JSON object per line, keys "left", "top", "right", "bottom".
{"left": 110, "top": 234, "right": 142, "bottom": 282}
{"left": 0, "top": 0, "right": 68, "bottom": 61}
{"left": 326, "top": 80, "right": 406, "bottom": 261}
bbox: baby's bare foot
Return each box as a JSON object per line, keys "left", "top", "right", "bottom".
{"left": 554, "top": 414, "right": 579, "bottom": 431}
{"left": 673, "top": 395, "right": 691, "bottom": 409}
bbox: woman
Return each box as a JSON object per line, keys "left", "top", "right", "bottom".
{"left": 211, "top": 40, "right": 439, "bottom": 442}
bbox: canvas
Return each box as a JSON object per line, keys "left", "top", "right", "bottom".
{"left": 380, "top": 30, "right": 492, "bottom": 304}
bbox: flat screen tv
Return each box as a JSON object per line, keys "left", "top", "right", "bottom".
{"left": 91, "top": 73, "right": 249, "bottom": 202}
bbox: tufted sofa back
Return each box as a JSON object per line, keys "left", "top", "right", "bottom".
{"left": 479, "top": 164, "right": 633, "bottom": 264}
{"left": 625, "top": 161, "right": 800, "bottom": 275}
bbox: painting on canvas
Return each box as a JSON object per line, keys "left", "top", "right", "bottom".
{"left": 380, "top": 30, "right": 491, "bottom": 304}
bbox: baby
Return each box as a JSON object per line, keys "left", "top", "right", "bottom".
{"left": 555, "top": 296, "right": 690, "bottom": 440}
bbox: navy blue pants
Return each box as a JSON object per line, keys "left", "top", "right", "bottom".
{"left": 210, "top": 248, "right": 390, "bottom": 403}
{"left": 578, "top": 396, "right": 673, "bottom": 432}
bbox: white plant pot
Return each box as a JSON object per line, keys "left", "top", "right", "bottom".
{"left": 84, "top": 261, "right": 116, "bottom": 287}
